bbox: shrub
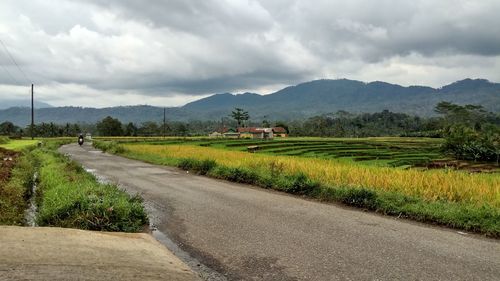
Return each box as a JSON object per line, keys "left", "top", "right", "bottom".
{"left": 178, "top": 158, "right": 196, "bottom": 170}
{"left": 94, "top": 141, "right": 125, "bottom": 154}
{"left": 341, "top": 188, "right": 378, "bottom": 209}
{"left": 177, "top": 158, "right": 217, "bottom": 175}
{"left": 208, "top": 166, "right": 259, "bottom": 185}
{"left": 283, "top": 173, "right": 321, "bottom": 195}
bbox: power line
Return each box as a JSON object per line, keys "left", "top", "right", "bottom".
{"left": 0, "top": 39, "right": 30, "bottom": 84}
{"left": 0, "top": 61, "right": 19, "bottom": 85}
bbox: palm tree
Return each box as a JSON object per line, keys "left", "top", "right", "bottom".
{"left": 230, "top": 108, "right": 249, "bottom": 127}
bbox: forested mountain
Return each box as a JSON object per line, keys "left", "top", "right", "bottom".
{"left": 183, "top": 78, "right": 499, "bottom": 119}
{"left": 1, "top": 78, "right": 499, "bottom": 125}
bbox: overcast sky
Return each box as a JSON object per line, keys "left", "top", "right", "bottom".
{"left": 0, "top": 0, "right": 499, "bottom": 108}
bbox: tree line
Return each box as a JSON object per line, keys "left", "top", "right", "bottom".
{"left": 1, "top": 102, "right": 498, "bottom": 163}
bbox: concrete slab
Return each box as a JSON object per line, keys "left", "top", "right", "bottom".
{"left": 0, "top": 226, "right": 201, "bottom": 281}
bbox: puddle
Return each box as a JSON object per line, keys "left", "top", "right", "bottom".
{"left": 24, "top": 172, "right": 38, "bottom": 227}
{"left": 85, "top": 168, "right": 111, "bottom": 184}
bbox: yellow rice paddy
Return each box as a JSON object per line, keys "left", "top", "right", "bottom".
{"left": 125, "top": 144, "right": 500, "bottom": 207}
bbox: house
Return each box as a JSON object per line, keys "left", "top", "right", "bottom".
{"left": 209, "top": 126, "right": 287, "bottom": 139}
{"left": 208, "top": 131, "right": 223, "bottom": 138}
{"left": 272, "top": 127, "right": 288, "bottom": 137}
{"left": 237, "top": 127, "right": 274, "bottom": 139}
{"left": 209, "top": 127, "right": 236, "bottom": 138}
{"left": 222, "top": 128, "right": 240, "bottom": 139}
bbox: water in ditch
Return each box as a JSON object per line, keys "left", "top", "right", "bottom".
{"left": 24, "top": 172, "right": 38, "bottom": 227}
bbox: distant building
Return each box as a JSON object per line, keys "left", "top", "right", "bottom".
{"left": 222, "top": 128, "right": 240, "bottom": 138}
{"left": 237, "top": 127, "right": 274, "bottom": 139}
{"left": 272, "top": 127, "right": 288, "bottom": 137}
{"left": 208, "top": 126, "right": 288, "bottom": 139}
{"left": 208, "top": 131, "right": 223, "bottom": 138}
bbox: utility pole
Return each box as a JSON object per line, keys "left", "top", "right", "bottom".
{"left": 163, "top": 107, "right": 166, "bottom": 138}
{"left": 31, "top": 84, "right": 34, "bottom": 140}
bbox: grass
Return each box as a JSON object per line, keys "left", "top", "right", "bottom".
{"left": 1, "top": 139, "right": 148, "bottom": 232}
{"left": 0, "top": 149, "right": 36, "bottom": 225}
{"left": 94, "top": 139, "right": 500, "bottom": 236}
{"left": 0, "top": 139, "right": 39, "bottom": 151}
{"left": 33, "top": 143, "right": 148, "bottom": 231}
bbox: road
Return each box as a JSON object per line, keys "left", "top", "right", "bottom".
{"left": 60, "top": 143, "right": 500, "bottom": 281}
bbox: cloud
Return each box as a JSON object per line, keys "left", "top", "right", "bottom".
{"left": 0, "top": 0, "right": 499, "bottom": 107}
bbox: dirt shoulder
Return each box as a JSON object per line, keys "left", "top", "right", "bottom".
{"left": 0, "top": 226, "right": 200, "bottom": 281}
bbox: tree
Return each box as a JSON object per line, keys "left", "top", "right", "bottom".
{"left": 435, "top": 101, "right": 487, "bottom": 129}
{"left": 176, "top": 123, "right": 188, "bottom": 136}
{"left": 125, "top": 122, "right": 138, "bottom": 136}
{"left": 96, "top": 116, "right": 123, "bottom": 136}
{"left": 138, "top": 122, "right": 159, "bottom": 136}
{"left": 262, "top": 119, "right": 271, "bottom": 127}
{"left": 274, "top": 121, "right": 289, "bottom": 134}
{"left": 0, "top": 121, "right": 17, "bottom": 136}
{"left": 230, "top": 108, "right": 249, "bottom": 127}
{"left": 436, "top": 102, "right": 500, "bottom": 163}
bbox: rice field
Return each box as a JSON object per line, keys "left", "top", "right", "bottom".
{"left": 123, "top": 137, "right": 444, "bottom": 168}
{"left": 0, "top": 139, "right": 39, "bottom": 151}
{"left": 123, "top": 141, "right": 500, "bottom": 207}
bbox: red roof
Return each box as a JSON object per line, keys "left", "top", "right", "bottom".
{"left": 216, "top": 127, "right": 230, "bottom": 133}
{"left": 272, "top": 127, "right": 287, "bottom": 133}
{"left": 237, "top": 127, "right": 264, "bottom": 133}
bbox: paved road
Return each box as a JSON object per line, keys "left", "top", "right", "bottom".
{"left": 60, "top": 143, "right": 500, "bottom": 281}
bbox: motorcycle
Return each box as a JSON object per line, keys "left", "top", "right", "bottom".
{"left": 78, "top": 135, "right": 84, "bottom": 146}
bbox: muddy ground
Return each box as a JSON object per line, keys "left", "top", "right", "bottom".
{"left": 0, "top": 147, "right": 18, "bottom": 184}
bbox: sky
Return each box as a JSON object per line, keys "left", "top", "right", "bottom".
{"left": 0, "top": 0, "right": 499, "bottom": 108}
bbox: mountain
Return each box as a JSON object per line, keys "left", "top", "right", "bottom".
{"left": 183, "top": 78, "right": 499, "bottom": 119}
{"left": 1, "top": 78, "right": 499, "bottom": 126}
{"left": 0, "top": 99, "right": 52, "bottom": 109}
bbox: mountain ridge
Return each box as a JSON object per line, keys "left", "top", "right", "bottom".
{"left": 1, "top": 78, "right": 499, "bottom": 126}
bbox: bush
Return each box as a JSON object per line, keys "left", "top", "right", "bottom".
{"left": 177, "top": 158, "right": 217, "bottom": 175}
{"left": 282, "top": 173, "right": 321, "bottom": 195}
{"left": 209, "top": 166, "right": 259, "bottom": 184}
{"left": 94, "top": 141, "right": 125, "bottom": 154}
{"left": 341, "top": 188, "right": 378, "bottom": 209}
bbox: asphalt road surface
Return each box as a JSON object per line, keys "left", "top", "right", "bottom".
{"left": 60, "top": 143, "right": 500, "bottom": 281}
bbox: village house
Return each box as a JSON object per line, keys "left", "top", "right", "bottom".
{"left": 209, "top": 127, "right": 237, "bottom": 138}
{"left": 209, "top": 126, "right": 287, "bottom": 139}
{"left": 238, "top": 127, "right": 274, "bottom": 139}
{"left": 272, "top": 127, "right": 288, "bottom": 137}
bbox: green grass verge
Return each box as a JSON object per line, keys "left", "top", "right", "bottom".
{"left": 97, "top": 141, "right": 499, "bottom": 237}
{"left": 0, "top": 150, "right": 36, "bottom": 225}
{"left": 33, "top": 142, "right": 148, "bottom": 232}
{"left": 0, "top": 139, "right": 39, "bottom": 151}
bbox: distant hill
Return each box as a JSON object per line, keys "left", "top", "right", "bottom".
{"left": 1, "top": 78, "right": 499, "bottom": 126}
{"left": 0, "top": 106, "right": 190, "bottom": 126}
{"left": 0, "top": 99, "right": 52, "bottom": 109}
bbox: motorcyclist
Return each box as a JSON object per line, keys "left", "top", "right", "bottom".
{"left": 78, "top": 134, "right": 84, "bottom": 146}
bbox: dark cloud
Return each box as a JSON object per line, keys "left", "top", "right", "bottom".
{"left": 0, "top": 0, "right": 499, "bottom": 107}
